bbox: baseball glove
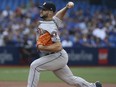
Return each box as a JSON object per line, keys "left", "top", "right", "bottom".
{"left": 36, "top": 31, "right": 53, "bottom": 46}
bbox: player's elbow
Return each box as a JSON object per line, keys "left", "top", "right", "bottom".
{"left": 55, "top": 45, "right": 62, "bottom": 52}
{"left": 37, "top": 45, "right": 45, "bottom": 51}
{"left": 53, "top": 42, "right": 63, "bottom": 52}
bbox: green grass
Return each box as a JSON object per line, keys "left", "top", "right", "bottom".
{"left": 0, "top": 67, "right": 116, "bottom": 83}
{"left": 0, "top": 67, "right": 28, "bottom": 81}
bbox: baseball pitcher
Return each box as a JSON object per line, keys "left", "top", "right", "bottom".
{"left": 27, "top": 2, "right": 102, "bottom": 87}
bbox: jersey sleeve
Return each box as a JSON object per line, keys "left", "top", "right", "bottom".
{"left": 53, "top": 16, "right": 64, "bottom": 28}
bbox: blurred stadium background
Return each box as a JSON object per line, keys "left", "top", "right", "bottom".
{"left": 0, "top": 0, "right": 116, "bottom": 87}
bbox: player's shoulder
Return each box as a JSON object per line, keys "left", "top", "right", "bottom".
{"left": 38, "top": 20, "right": 55, "bottom": 28}
{"left": 38, "top": 22, "right": 56, "bottom": 34}
{"left": 53, "top": 16, "right": 64, "bottom": 28}
{"left": 53, "top": 16, "right": 62, "bottom": 22}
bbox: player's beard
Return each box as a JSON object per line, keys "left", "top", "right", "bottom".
{"left": 40, "top": 15, "right": 48, "bottom": 20}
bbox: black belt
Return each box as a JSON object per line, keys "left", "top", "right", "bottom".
{"left": 44, "top": 49, "right": 62, "bottom": 56}
{"left": 45, "top": 52, "right": 55, "bottom": 56}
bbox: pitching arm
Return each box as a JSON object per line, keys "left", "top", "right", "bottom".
{"left": 55, "top": 2, "right": 74, "bottom": 20}
{"left": 37, "top": 41, "right": 62, "bottom": 52}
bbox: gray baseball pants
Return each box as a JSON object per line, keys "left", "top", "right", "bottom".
{"left": 27, "top": 49, "right": 96, "bottom": 87}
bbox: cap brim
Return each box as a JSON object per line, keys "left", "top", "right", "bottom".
{"left": 38, "top": 6, "right": 45, "bottom": 10}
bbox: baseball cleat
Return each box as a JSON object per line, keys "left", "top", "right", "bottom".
{"left": 95, "top": 81, "right": 102, "bottom": 87}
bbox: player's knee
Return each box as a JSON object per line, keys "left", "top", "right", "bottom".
{"left": 30, "top": 61, "right": 42, "bottom": 71}
{"left": 30, "top": 62, "right": 34, "bottom": 69}
{"left": 30, "top": 61, "right": 37, "bottom": 69}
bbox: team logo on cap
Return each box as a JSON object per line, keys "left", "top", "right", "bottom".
{"left": 43, "top": 2, "right": 46, "bottom": 5}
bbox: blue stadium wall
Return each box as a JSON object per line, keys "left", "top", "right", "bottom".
{"left": 0, "top": 46, "right": 116, "bottom": 66}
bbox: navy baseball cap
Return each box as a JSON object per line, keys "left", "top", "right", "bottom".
{"left": 38, "top": 2, "right": 56, "bottom": 12}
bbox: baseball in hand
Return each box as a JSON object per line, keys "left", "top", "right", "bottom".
{"left": 67, "top": 2, "right": 74, "bottom": 8}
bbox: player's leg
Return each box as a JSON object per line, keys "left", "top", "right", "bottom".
{"left": 27, "top": 58, "right": 44, "bottom": 87}
{"left": 27, "top": 50, "right": 68, "bottom": 87}
{"left": 53, "top": 65, "right": 96, "bottom": 87}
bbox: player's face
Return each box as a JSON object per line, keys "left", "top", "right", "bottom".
{"left": 39, "top": 9, "right": 49, "bottom": 19}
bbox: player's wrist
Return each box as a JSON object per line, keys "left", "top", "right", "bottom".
{"left": 65, "top": 6, "right": 69, "bottom": 10}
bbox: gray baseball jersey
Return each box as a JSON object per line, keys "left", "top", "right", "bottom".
{"left": 36, "top": 16, "right": 63, "bottom": 54}
{"left": 36, "top": 16, "right": 63, "bottom": 41}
